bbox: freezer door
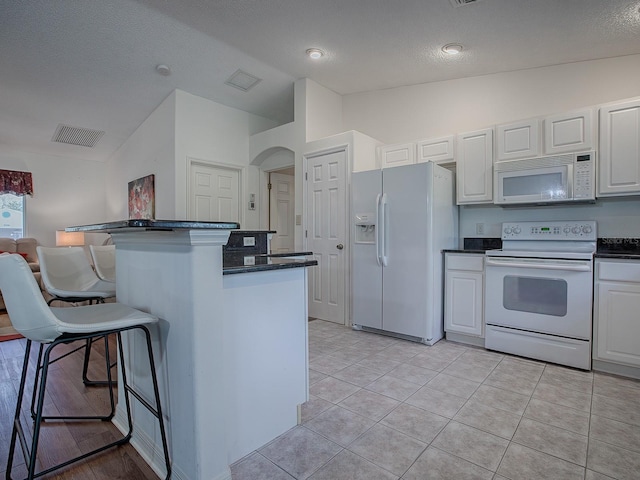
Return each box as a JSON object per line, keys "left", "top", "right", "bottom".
{"left": 382, "top": 163, "right": 431, "bottom": 339}
{"left": 352, "top": 169, "right": 383, "bottom": 329}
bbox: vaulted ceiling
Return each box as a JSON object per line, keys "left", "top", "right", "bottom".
{"left": 1, "top": 0, "right": 639, "bottom": 161}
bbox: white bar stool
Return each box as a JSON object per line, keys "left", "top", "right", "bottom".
{"left": 0, "top": 252, "right": 171, "bottom": 479}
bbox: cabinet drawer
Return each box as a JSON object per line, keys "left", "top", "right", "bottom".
{"left": 446, "top": 254, "right": 484, "bottom": 272}
{"left": 598, "top": 260, "right": 640, "bottom": 282}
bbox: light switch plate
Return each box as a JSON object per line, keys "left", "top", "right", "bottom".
{"left": 243, "top": 236, "right": 256, "bottom": 247}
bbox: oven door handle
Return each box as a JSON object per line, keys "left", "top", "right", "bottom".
{"left": 485, "top": 257, "right": 592, "bottom": 272}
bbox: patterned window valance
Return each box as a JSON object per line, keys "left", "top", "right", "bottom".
{"left": 0, "top": 169, "right": 34, "bottom": 196}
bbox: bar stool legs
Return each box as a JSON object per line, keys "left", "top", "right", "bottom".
{"left": 6, "top": 325, "right": 171, "bottom": 480}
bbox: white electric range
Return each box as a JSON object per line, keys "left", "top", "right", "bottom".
{"left": 484, "top": 221, "right": 597, "bottom": 370}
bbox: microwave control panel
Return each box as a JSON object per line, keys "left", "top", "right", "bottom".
{"left": 573, "top": 152, "right": 595, "bottom": 199}
{"left": 502, "top": 221, "right": 597, "bottom": 240}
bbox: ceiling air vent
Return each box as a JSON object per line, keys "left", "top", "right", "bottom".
{"left": 224, "top": 69, "right": 262, "bottom": 92}
{"left": 449, "top": 0, "right": 481, "bottom": 6}
{"left": 52, "top": 124, "right": 105, "bottom": 148}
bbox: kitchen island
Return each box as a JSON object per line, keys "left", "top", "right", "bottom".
{"left": 67, "top": 220, "right": 317, "bottom": 480}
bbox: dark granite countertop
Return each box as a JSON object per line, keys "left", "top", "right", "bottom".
{"left": 66, "top": 219, "right": 240, "bottom": 232}
{"left": 442, "top": 237, "right": 502, "bottom": 255}
{"left": 596, "top": 238, "right": 640, "bottom": 259}
{"left": 223, "top": 252, "right": 317, "bottom": 275}
{"left": 442, "top": 249, "right": 487, "bottom": 255}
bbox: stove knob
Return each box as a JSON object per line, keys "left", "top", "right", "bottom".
{"left": 513, "top": 227, "right": 521, "bottom": 234}
{"left": 563, "top": 226, "right": 571, "bottom": 233}
{"left": 571, "top": 226, "right": 581, "bottom": 234}
{"left": 504, "top": 227, "right": 512, "bottom": 235}
{"left": 582, "top": 225, "right": 592, "bottom": 234}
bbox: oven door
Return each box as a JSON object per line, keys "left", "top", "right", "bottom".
{"left": 485, "top": 256, "right": 593, "bottom": 340}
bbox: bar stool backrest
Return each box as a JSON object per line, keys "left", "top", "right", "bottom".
{"left": 37, "top": 246, "right": 103, "bottom": 296}
{"left": 0, "top": 253, "right": 61, "bottom": 342}
{"left": 89, "top": 245, "right": 116, "bottom": 283}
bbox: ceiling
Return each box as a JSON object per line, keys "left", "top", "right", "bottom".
{"left": 1, "top": 0, "right": 639, "bottom": 162}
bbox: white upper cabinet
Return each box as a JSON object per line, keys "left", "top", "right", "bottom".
{"left": 379, "top": 143, "right": 415, "bottom": 168}
{"left": 456, "top": 128, "right": 494, "bottom": 204}
{"left": 496, "top": 119, "right": 540, "bottom": 162}
{"left": 416, "top": 135, "right": 455, "bottom": 165}
{"left": 543, "top": 109, "right": 595, "bottom": 155}
{"left": 598, "top": 98, "right": 640, "bottom": 197}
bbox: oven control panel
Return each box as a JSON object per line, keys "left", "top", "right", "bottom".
{"left": 501, "top": 221, "right": 597, "bottom": 240}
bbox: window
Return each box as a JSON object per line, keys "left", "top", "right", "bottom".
{"left": 0, "top": 193, "right": 25, "bottom": 239}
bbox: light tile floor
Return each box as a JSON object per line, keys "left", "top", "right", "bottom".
{"left": 231, "top": 319, "right": 640, "bottom": 480}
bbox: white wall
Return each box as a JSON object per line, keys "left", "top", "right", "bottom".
{"left": 248, "top": 78, "right": 341, "bottom": 248}
{"left": 106, "top": 92, "right": 176, "bottom": 219}
{"left": 0, "top": 148, "right": 106, "bottom": 246}
{"left": 343, "top": 55, "right": 640, "bottom": 144}
{"left": 174, "top": 90, "right": 278, "bottom": 228}
{"left": 105, "top": 89, "right": 278, "bottom": 229}
{"left": 460, "top": 198, "right": 640, "bottom": 242}
{"left": 304, "top": 79, "right": 343, "bottom": 142}
{"left": 340, "top": 54, "right": 640, "bottom": 238}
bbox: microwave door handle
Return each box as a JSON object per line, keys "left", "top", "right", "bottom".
{"left": 566, "top": 163, "right": 573, "bottom": 199}
{"left": 485, "top": 257, "right": 591, "bottom": 272}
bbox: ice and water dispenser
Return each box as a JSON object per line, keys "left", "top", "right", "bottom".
{"left": 354, "top": 213, "right": 376, "bottom": 244}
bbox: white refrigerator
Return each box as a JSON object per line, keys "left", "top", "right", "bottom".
{"left": 351, "top": 162, "right": 458, "bottom": 344}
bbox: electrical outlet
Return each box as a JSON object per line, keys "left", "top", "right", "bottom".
{"left": 476, "top": 223, "right": 485, "bottom": 235}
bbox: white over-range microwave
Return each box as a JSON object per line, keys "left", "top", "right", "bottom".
{"left": 494, "top": 151, "right": 595, "bottom": 205}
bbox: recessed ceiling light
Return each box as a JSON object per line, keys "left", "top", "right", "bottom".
{"left": 442, "top": 44, "right": 464, "bottom": 55}
{"left": 306, "top": 48, "right": 325, "bottom": 60}
{"left": 156, "top": 64, "right": 172, "bottom": 76}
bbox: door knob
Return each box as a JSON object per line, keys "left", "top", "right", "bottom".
{"left": 336, "top": 244, "right": 344, "bottom": 250}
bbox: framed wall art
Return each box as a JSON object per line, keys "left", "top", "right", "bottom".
{"left": 128, "top": 174, "right": 155, "bottom": 219}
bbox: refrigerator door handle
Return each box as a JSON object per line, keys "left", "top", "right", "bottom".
{"left": 380, "top": 193, "right": 389, "bottom": 267}
{"left": 375, "top": 193, "right": 382, "bottom": 266}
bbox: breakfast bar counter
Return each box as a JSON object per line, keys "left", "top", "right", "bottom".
{"left": 67, "top": 220, "right": 317, "bottom": 480}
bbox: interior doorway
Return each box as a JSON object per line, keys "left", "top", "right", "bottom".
{"left": 189, "top": 160, "right": 242, "bottom": 224}
{"left": 268, "top": 167, "right": 295, "bottom": 253}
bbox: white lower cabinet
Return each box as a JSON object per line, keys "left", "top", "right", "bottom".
{"left": 444, "top": 253, "right": 484, "bottom": 340}
{"left": 594, "top": 259, "right": 640, "bottom": 368}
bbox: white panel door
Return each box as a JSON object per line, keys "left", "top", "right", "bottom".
{"left": 416, "top": 135, "right": 455, "bottom": 164}
{"left": 190, "top": 163, "right": 240, "bottom": 223}
{"left": 596, "top": 281, "right": 640, "bottom": 367}
{"left": 544, "top": 109, "right": 594, "bottom": 154}
{"left": 269, "top": 172, "right": 295, "bottom": 253}
{"left": 456, "top": 128, "right": 494, "bottom": 204}
{"left": 306, "top": 149, "right": 347, "bottom": 324}
{"left": 380, "top": 143, "right": 415, "bottom": 168}
{"left": 598, "top": 99, "right": 640, "bottom": 196}
{"left": 496, "top": 119, "right": 540, "bottom": 162}
{"left": 444, "top": 253, "right": 484, "bottom": 337}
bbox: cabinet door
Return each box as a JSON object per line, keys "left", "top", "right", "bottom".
{"left": 416, "top": 135, "right": 454, "bottom": 164}
{"left": 598, "top": 99, "right": 640, "bottom": 196}
{"left": 456, "top": 128, "right": 493, "bottom": 204}
{"left": 496, "top": 119, "right": 540, "bottom": 162}
{"left": 596, "top": 281, "right": 640, "bottom": 367}
{"left": 379, "top": 143, "right": 415, "bottom": 168}
{"left": 543, "top": 109, "right": 594, "bottom": 154}
{"left": 445, "top": 270, "right": 484, "bottom": 337}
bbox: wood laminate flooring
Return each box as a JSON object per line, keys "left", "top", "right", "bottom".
{"left": 0, "top": 335, "right": 160, "bottom": 479}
